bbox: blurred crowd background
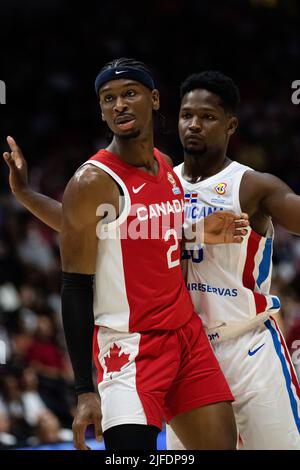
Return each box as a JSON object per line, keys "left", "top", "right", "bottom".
{"left": 0, "top": 0, "right": 300, "bottom": 448}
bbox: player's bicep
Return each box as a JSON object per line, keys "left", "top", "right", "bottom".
{"left": 260, "top": 173, "right": 300, "bottom": 230}
{"left": 261, "top": 174, "right": 293, "bottom": 209}
{"left": 60, "top": 173, "right": 101, "bottom": 274}
{"left": 60, "top": 217, "right": 98, "bottom": 274}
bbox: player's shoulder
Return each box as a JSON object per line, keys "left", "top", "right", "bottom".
{"left": 74, "top": 163, "right": 113, "bottom": 185}
{"left": 240, "top": 170, "right": 292, "bottom": 211}
{"left": 67, "top": 163, "right": 116, "bottom": 198}
{"left": 241, "top": 169, "right": 284, "bottom": 189}
{"left": 156, "top": 149, "right": 173, "bottom": 168}
{"left": 63, "top": 163, "right": 118, "bottom": 221}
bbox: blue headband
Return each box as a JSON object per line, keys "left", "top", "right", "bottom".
{"left": 95, "top": 66, "right": 155, "bottom": 96}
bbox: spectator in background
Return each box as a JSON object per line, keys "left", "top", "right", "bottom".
{"left": 26, "top": 315, "right": 65, "bottom": 379}
{"left": 0, "top": 400, "right": 17, "bottom": 448}
{"left": 20, "top": 367, "right": 48, "bottom": 428}
{"left": 0, "top": 373, "right": 31, "bottom": 445}
{"left": 32, "top": 410, "right": 73, "bottom": 446}
{"left": 25, "top": 315, "right": 74, "bottom": 428}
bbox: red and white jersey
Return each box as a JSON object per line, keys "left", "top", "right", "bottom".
{"left": 84, "top": 148, "right": 194, "bottom": 332}
{"left": 174, "top": 161, "right": 281, "bottom": 329}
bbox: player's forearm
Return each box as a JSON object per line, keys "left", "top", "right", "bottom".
{"left": 258, "top": 174, "right": 300, "bottom": 234}
{"left": 14, "top": 188, "right": 62, "bottom": 232}
{"left": 267, "top": 193, "right": 300, "bottom": 235}
{"left": 183, "top": 218, "right": 219, "bottom": 245}
{"left": 283, "top": 195, "right": 300, "bottom": 234}
{"left": 61, "top": 272, "right": 95, "bottom": 395}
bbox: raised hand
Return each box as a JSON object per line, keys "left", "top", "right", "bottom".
{"left": 204, "top": 211, "right": 249, "bottom": 244}
{"left": 2, "top": 136, "right": 62, "bottom": 231}
{"left": 3, "top": 136, "right": 28, "bottom": 196}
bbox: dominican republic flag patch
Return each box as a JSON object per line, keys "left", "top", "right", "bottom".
{"left": 184, "top": 193, "right": 198, "bottom": 204}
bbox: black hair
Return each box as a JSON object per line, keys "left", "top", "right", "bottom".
{"left": 180, "top": 71, "right": 240, "bottom": 114}
{"left": 98, "top": 57, "right": 154, "bottom": 81}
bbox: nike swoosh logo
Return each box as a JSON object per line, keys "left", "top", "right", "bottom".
{"left": 115, "top": 70, "right": 127, "bottom": 75}
{"left": 248, "top": 343, "right": 265, "bottom": 356}
{"left": 132, "top": 183, "right": 146, "bottom": 194}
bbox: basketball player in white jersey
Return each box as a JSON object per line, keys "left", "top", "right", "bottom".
{"left": 2, "top": 60, "right": 250, "bottom": 450}
{"left": 167, "top": 71, "right": 300, "bottom": 450}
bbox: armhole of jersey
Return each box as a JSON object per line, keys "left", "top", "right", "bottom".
{"left": 233, "top": 165, "right": 275, "bottom": 239}
{"left": 232, "top": 166, "right": 253, "bottom": 214}
{"left": 81, "top": 160, "right": 131, "bottom": 231}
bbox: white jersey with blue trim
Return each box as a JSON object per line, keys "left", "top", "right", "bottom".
{"left": 174, "top": 161, "right": 281, "bottom": 329}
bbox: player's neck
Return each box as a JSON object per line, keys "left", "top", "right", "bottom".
{"left": 183, "top": 153, "right": 231, "bottom": 183}
{"left": 107, "top": 135, "right": 157, "bottom": 173}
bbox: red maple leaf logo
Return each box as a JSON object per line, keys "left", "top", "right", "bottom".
{"left": 104, "top": 343, "right": 130, "bottom": 374}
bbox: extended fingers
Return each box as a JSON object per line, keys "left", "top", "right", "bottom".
{"left": 233, "top": 235, "right": 244, "bottom": 243}
{"left": 232, "top": 225, "right": 248, "bottom": 243}
{"left": 3, "top": 151, "right": 15, "bottom": 168}
{"left": 235, "top": 227, "right": 248, "bottom": 235}
{"left": 94, "top": 419, "right": 103, "bottom": 442}
{"left": 234, "top": 219, "right": 249, "bottom": 229}
{"left": 7, "top": 136, "right": 19, "bottom": 152}
{"left": 220, "top": 211, "right": 249, "bottom": 224}
{"left": 232, "top": 212, "right": 249, "bottom": 222}
{"left": 73, "top": 421, "right": 89, "bottom": 450}
{"left": 6, "top": 136, "right": 25, "bottom": 169}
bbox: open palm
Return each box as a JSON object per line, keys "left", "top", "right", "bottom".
{"left": 3, "top": 136, "right": 28, "bottom": 195}
{"left": 204, "top": 211, "right": 249, "bottom": 244}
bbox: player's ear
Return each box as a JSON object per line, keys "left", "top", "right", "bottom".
{"left": 99, "top": 105, "right": 106, "bottom": 122}
{"left": 98, "top": 100, "right": 106, "bottom": 121}
{"left": 227, "top": 116, "right": 238, "bottom": 137}
{"left": 152, "top": 89, "right": 160, "bottom": 111}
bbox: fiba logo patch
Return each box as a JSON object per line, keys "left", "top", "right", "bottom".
{"left": 167, "top": 172, "right": 181, "bottom": 195}
{"left": 167, "top": 172, "right": 176, "bottom": 185}
{"left": 214, "top": 183, "right": 227, "bottom": 196}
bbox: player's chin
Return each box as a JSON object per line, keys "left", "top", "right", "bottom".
{"left": 115, "top": 128, "right": 141, "bottom": 140}
{"left": 184, "top": 142, "right": 207, "bottom": 156}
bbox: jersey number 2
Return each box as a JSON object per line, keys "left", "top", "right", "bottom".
{"left": 164, "top": 229, "right": 180, "bottom": 269}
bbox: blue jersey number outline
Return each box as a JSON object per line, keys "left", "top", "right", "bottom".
{"left": 181, "top": 247, "right": 204, "bottom": 263}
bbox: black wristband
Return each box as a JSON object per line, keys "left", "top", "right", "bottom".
{"left": 61, "top": 272, "right": 95, "bottom": 395}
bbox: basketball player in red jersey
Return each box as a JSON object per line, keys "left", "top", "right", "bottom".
{"left": 3, "top": 59, "right": 248, "bottom": 450}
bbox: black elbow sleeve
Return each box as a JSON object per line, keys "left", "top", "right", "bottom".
{"left": 61, "top": 272, "right": 95, "bottom": 395}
